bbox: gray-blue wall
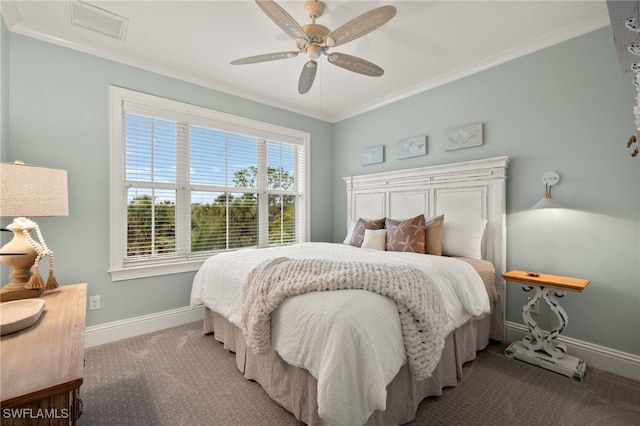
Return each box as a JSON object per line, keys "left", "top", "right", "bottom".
{"left": 2, "top": 33, "right": 333, "bottom": 327}
{"left": 332, "top": 28, "right": 639, "bottom": 356}
{"left": 2, "top": 25, "right": 638, "bottom": 356}
{"left": 1, "top": 20, "right": 9, "bottom": 270}
{"left": 1, "top": 20, "right": 8, "bottom": 164}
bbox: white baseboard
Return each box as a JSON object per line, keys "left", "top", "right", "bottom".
{"left": 84, "top": 310, "right": 639, "bottom": 382}
{"left": 506, "top": 321, "right": 640, "bottom": 382}
{"left": 84, "top": 305, "right": 205, "bottom": 348}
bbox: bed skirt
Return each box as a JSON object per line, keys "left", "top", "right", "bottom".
{"left": 203, "top": 308, "right": 493, "bottom": 425}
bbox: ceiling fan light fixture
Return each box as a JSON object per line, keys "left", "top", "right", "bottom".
{"left": 306, "top": 45, "right": 322, "bottom": 60}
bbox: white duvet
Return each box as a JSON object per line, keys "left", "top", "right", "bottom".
{"left": 190, "top": 242, "right": 490, "bottom": 426}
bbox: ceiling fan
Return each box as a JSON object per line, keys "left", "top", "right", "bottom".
{"left": 231, "top": 0, "right": 397, "bottom": 94}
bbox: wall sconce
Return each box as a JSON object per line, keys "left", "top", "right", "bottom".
{"left": 530, "top": 171, "right": 561, "bottom": 209}
{"left": 0, "top": 161, "right": 69, "bottom": 302}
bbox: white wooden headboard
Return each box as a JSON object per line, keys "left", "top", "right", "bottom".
{"left": 343, "top": 156, "right": 509, "bottom": 325}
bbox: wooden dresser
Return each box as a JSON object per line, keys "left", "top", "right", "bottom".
{"left": 1, "top": 284, "right": 87, "bottom": 425}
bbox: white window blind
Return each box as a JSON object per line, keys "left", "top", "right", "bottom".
{"left": 109, "top": 87, "right": 309, "bottom": 281}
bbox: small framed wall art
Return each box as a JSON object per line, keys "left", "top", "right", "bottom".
{"left": 397, "top": 135, "right": 427, "bottom": 159}
{"left": 444, "top": 122, "right": 484, "bottom": 151}
{"left": 360, "top": 145, "right": 384, "bottom": 166}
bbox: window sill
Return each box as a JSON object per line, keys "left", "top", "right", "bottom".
{"left": 109, "top": 258, "right": 206, "bottom": 282}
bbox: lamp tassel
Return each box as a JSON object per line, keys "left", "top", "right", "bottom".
{"left": 25, "top": 265, "right": 46, "bottom": 290}
{"left": 45, "top": 251, "right": 59, "bottom": 290}
{"left": 46, "top": 269, "right": 59, "bottom": 290}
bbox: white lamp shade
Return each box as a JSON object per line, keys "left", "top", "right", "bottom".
{"left": 530, "top": 193, "right": 561, "bottom": 209}
{"left": 0, "top": 162, "right": 69, "bottom": 217}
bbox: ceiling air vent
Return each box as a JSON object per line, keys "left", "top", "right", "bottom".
{"left": 70, "top": 1, "right": 129, "bottom": 41}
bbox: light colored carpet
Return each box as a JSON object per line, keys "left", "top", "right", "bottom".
{"left": 78, "top": 321, "right": 640, "bottom": 426}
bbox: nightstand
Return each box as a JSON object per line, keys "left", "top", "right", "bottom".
{"left": 1, "top": 284, "right": 87, "bottom": 424}
{"left": 502, "top": 270, "right": 590, "bottom": 381}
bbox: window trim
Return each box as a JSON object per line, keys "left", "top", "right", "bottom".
{"left": 109, "top": 86, "right": 310, "bottom": 281}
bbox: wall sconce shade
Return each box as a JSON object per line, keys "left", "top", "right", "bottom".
{"left": 531, "top": 193, "right": 561, "bottom": 209}
{"left": 531, "top": 171, "right": 561, "bottom": 210}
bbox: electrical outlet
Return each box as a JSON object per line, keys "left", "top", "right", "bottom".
{"left": 89, "top": 295, "right": 101, "bottom": 310}
{"left": 527, "top": 297, "right": 539, "bottom": 314}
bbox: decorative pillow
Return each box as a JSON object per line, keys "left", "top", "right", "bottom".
{"left": 347, "top": 217, "right": 386, "bottom": 247}
{"left": 361, "top": 229, "right": 387, "bottom": 250}
{"left": 343, "top": 220, "right": 357, "bottom": 244}
{"left": 425, "top": 215, "right": 444, "bottom": 256}
{"left": 441, "top": 220, "right": 487, "bottom": 259}
{"left": 385, "top": 214, "right": 426, "bottom": 253}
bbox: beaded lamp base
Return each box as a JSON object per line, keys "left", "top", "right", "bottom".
{"left": 0, "top": 219, "right": 42, "bottom": 302}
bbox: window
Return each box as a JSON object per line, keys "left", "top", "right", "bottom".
{"left": 109, "top": 87, "right": 309, "bottom": 281}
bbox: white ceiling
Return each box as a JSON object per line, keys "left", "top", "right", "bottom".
{"left": 2, "top": 1, "right": 611, "bottom": 122}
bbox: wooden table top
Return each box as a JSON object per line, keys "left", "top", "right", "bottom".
{"left": 502, "top": 270, "right": 590, "bottom": 292}
{"left": 1, "top": 284, "right": 87, "bottom": 406}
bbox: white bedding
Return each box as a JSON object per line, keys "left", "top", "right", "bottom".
{"left": 190, "top": 242, "right": 490, "bottom": 426}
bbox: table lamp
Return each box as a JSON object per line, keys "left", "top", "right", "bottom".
{"left": 0, "top": 161, "right": 69, "bottom": 302}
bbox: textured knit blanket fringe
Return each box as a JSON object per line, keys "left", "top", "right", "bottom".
{"left": 241, "top": 257, "right": 448, "bottom": 381}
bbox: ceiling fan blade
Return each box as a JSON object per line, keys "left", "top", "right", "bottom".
{"left": 256, "top": 0, "right": 309, "bottom": 44}
{"left": 231, "top": 51, "right": 299, "bottom": 65}
{"left": 324, "top": 5, "right": 396, "bottom": 48}
{"left": 327, "top": 53, "right": 384, "bottom": 77}
{"left": 298, "top": 60, "right": 317, "bottom": 94}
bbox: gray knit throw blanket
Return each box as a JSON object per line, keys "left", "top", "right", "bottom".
{"left": 241, "top": 257, "right": 448, "bottom": 380}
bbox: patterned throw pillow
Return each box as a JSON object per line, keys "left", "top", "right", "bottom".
{"left": 348, "top": 217, "right": 386, "bottom": 247}
{"left": 385, "top": 215, "right": 426, "bottom": 253}
{"left": 425, "top": 215, "right": 444, "bottom": 255}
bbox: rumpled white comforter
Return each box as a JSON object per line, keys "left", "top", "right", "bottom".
{"left": 190, "top": 242, "right": 490, "bottom": 426}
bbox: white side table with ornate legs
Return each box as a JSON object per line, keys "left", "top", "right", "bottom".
{"left": 503, "top": 270, "right": 590, "bottom": 381}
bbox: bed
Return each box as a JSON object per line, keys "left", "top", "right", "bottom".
{"left": 190, "top": 156, "right": 509, "bottom": 426}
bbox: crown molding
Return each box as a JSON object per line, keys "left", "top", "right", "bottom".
{"left": 333, "top": 12, "right": 611, "bottom": 123}
{"left": 2, "top": 5, "right": 611, "bottom": 124}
